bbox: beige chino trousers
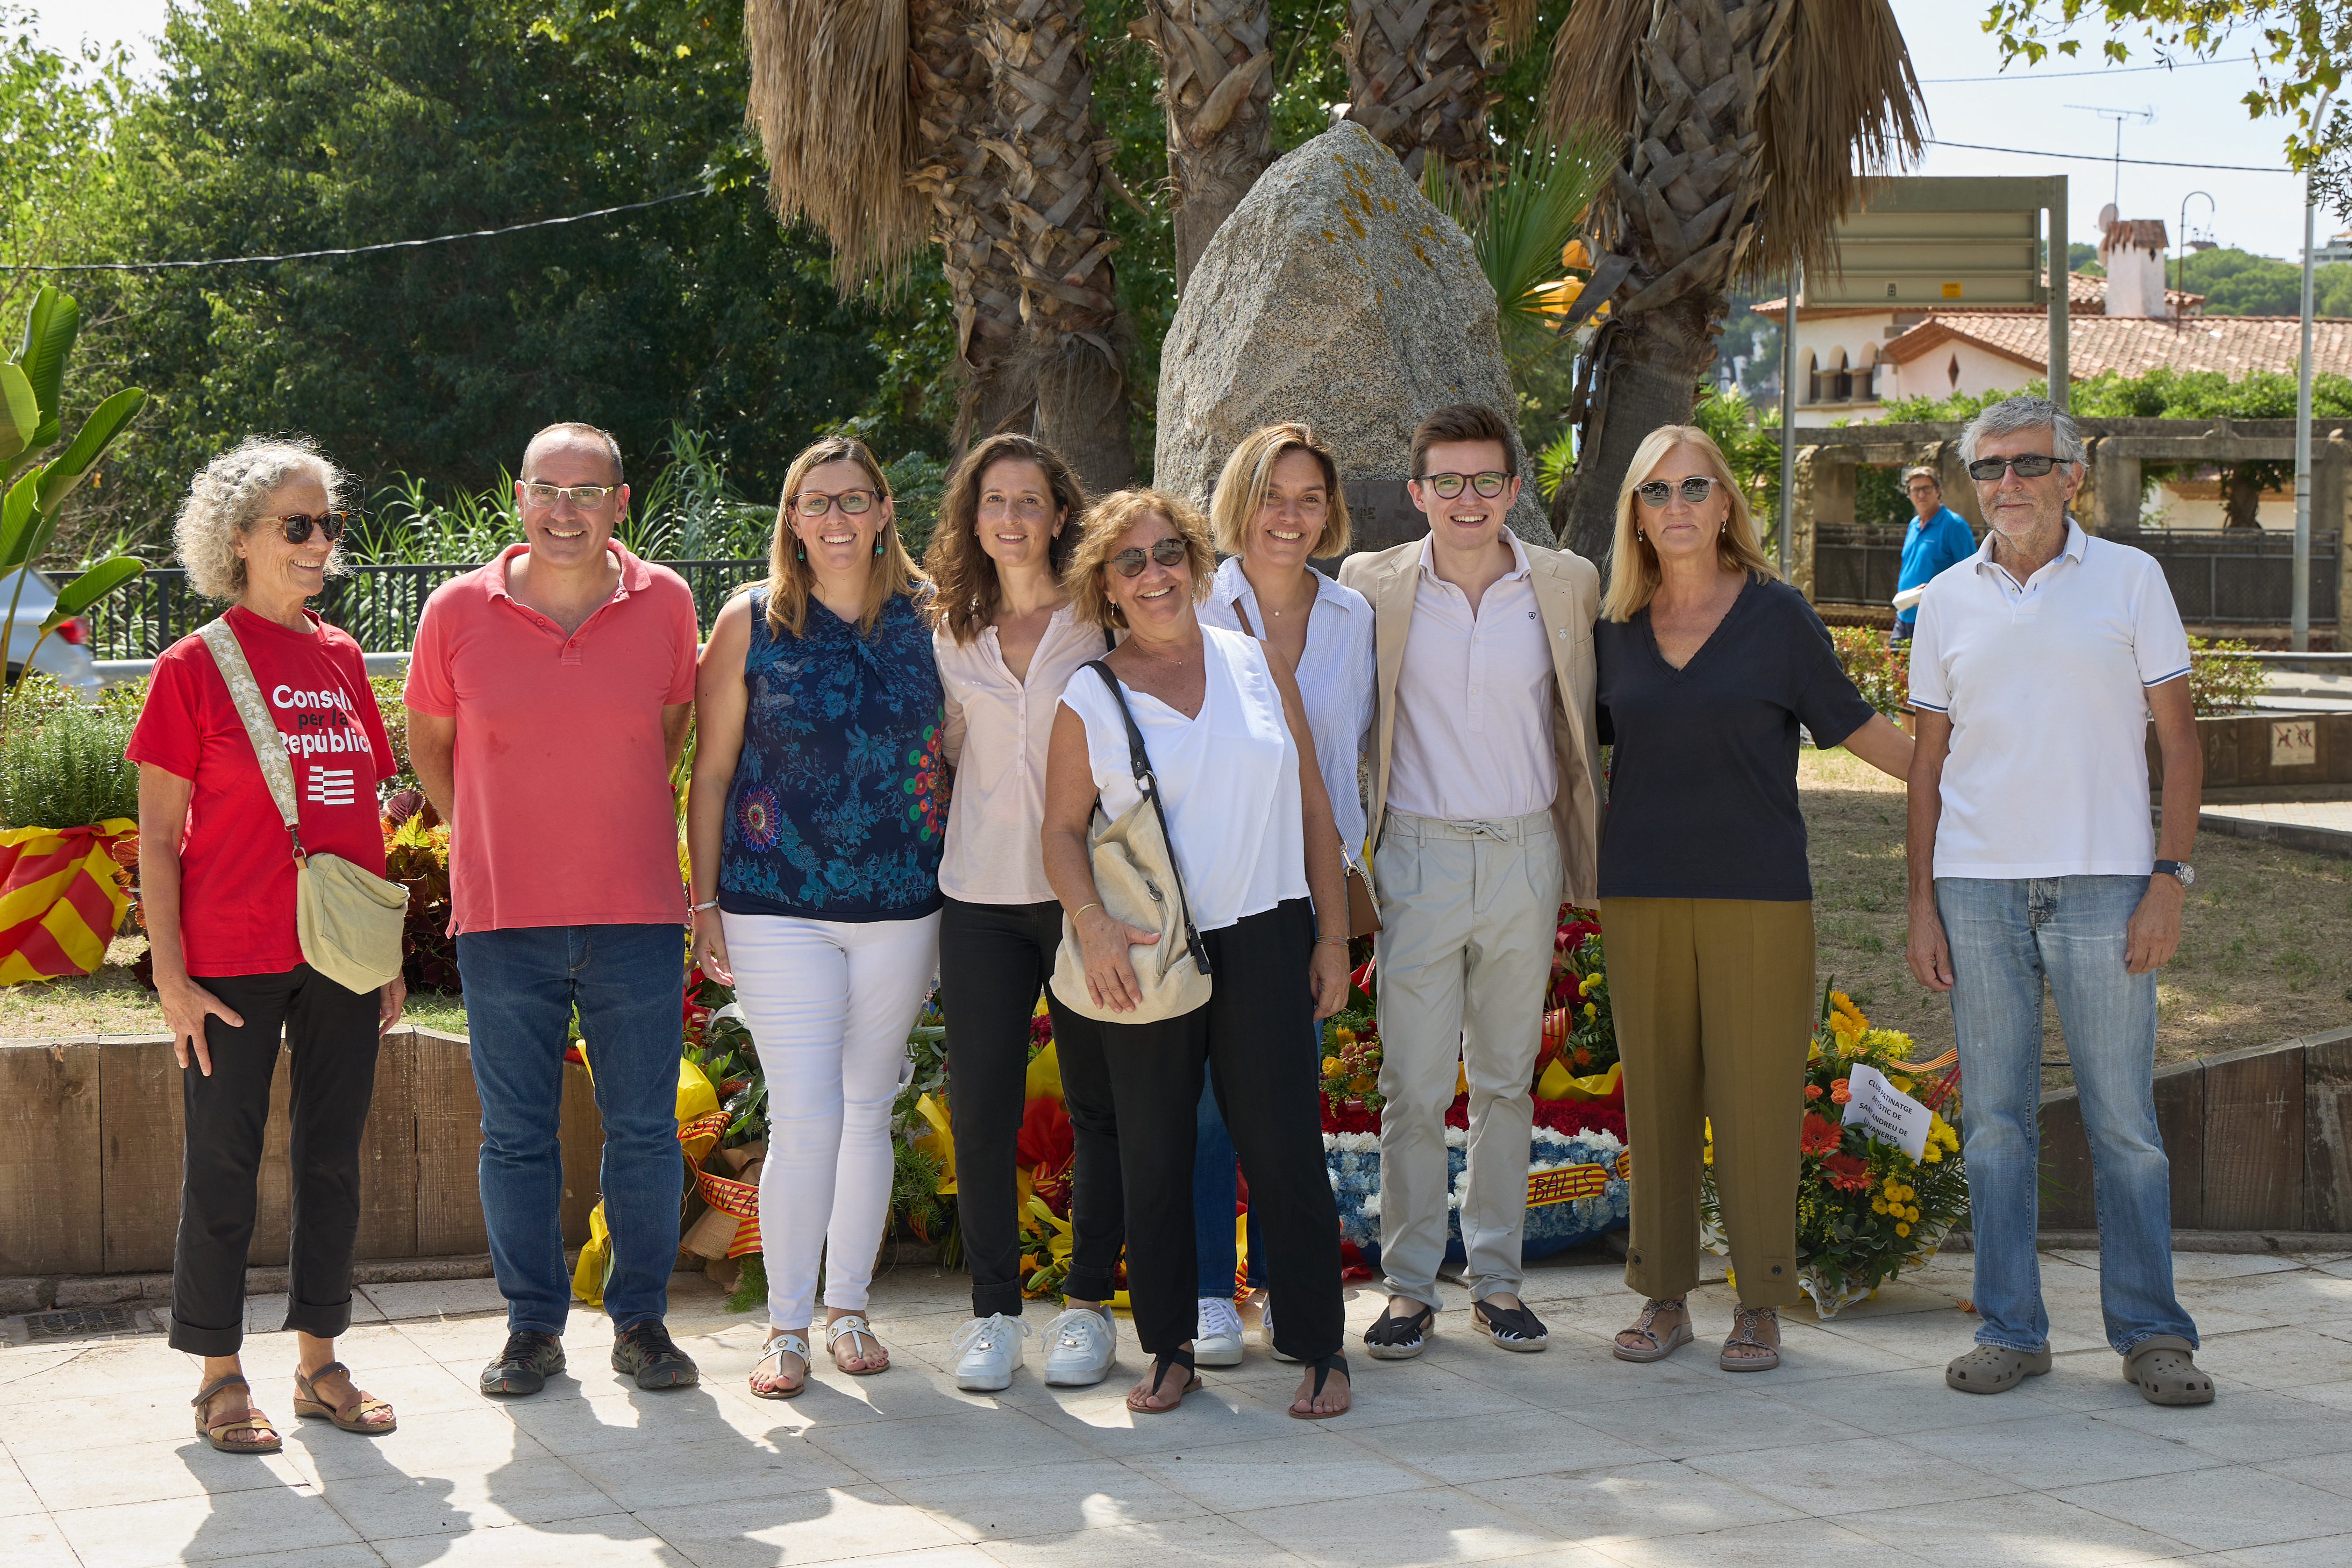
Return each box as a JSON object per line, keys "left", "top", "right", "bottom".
{"left": 1601, "top": 896, "right": 1816, "bottom": 1309}
{"left": 1372, "top": 809, "right": 1564, "bottom": 1309}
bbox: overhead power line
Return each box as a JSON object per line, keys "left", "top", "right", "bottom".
{"left": 3, "top": 187, "right": 709, "bottom": 274}
{"left": 1923, "top": 137, "right": 2289, "bottom": 173}
{"left": 1917, "top": 58, "right": 2237, "bottom": 84}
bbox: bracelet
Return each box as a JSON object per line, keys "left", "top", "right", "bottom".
{"left": 1075, "top": 902, "right": 1103, "bottom": 920}
{"left": 692, "top": 899, "right": 719, "bottom": 912}
{"left": 1316, "top": 935, "right": 1348, "bottom": 945}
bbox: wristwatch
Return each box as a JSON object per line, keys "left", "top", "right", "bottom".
{"left": 2154, "top": 860, "right": 2196, "bottom": 888}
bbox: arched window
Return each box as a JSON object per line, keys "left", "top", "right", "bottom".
{"left": 1947, "top": 353, "right": 1961, "bottom": 389}
{"left": 1855, "top": 344, "right": 1879, "bottom": 401}
{"left": 1830, "top": 350, "right": 1853, "bottom": 403}
{"left": 1805, "top": 352, "right": 1822, "bottom": 404}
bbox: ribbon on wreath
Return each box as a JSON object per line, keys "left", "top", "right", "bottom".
{"left": 0, "top": 819, "right": 136, "bottom": 984}
{"left": 693, "top": 1164, "right": 764, "bottom": 1258}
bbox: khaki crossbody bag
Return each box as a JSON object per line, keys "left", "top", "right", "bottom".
{"left": 1049, "top": 661, "right": 1215, "bottom": 1025}
{"left": 198, "top": 619, "right": 409, "bottom": 995}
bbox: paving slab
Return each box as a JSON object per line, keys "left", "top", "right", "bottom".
{"left": 5, "top": 1251, "right": 2352, "bottom": 1567}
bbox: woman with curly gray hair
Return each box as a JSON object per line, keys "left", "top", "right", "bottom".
{"left": 126, "top": 436, "right": 405, "bottom": 1453}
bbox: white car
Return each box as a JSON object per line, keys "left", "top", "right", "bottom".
{"left": 0, "top": 568, "right": 104, "bottom": 699}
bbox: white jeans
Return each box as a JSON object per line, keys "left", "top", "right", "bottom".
{"left": 723, "top": 909, "right": 943, "bottom": 1331}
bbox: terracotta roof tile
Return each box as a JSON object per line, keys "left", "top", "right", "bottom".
{"left": 1880, "top": 312, "right": 2352, "bottom": 381}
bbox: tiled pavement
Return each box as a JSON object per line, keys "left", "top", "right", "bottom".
{"left": 8, "top": 1246, "right": 2352, "bottom": 1567}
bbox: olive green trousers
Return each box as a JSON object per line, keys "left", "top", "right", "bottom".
{"left": 1600, "top": 897, "right": 1816, "bottom": 1309}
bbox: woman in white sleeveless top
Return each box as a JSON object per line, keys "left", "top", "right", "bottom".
{"left": 1041, "top": 488, "right": 1355, "bottom": 1421}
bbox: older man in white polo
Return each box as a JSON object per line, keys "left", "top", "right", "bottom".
{"left": 1905, "top": 395, "right": 2213, "bottom": 1407}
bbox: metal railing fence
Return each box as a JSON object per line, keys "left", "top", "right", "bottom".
{"left": 1812, "top": 525, "right": 2340, "bottom": 625}
{"left": 82, "top": 559, "right": 772, "bottom": 660}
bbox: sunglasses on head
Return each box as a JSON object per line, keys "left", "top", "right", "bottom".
{"left": 1965, "top": 454, "right": 2066, "bottom": 481}
{"left": 269, "top": 511, "right": 348, "bottom": 544}
{"left": 1109, "top": 537, "right": 1189, "bottom": 577}
{"left": 1634, "top": 476, "right": 1718, "bottom": 508}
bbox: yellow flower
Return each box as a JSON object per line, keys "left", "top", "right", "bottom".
{"left": 1895, "top": 1221, "right": 1911, "bottom": 1237}
{"left": 1907, "top": 1206, "right": 1921, "bottom": 1223}
{"left": 1922, "top": 1145, "right": 1943, "bottom": 1163}
{"left": 1583, "top": 1002, "right": 1597, "bottom": 1018}
{"left": 1321, "top": 1056, "right": 1342, "bottom": 1076}
{"left": 1331, "top": 1027, "right": 1356, "bottom": 1047}
{"left": 1871, "top": 1201, "right": 1887, "bottom": 1215}
{"left": 1890, "top": 1075, "right": 1915, "bottom": 1093}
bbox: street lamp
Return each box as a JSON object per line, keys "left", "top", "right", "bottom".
{"left": 2173, "top": 190, "right": 2213, "bottom": 325}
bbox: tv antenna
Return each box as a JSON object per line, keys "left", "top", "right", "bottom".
{"left": 2066, "top": 104, "right": 2158, "bottom": 208}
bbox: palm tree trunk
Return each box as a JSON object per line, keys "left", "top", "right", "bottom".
{"left": 908, "top": 0, "right": 1038, "bottom": 448}
{"left": 1129, "top": 2, "right": 1275, "bottom": 291}
{"left": 1340, "top": 1, "right": 1508, "bottom": 182}
{"left": 975, "top": 0, "right": 1136, "bottom": 491}
{"left": 1554, "top": 0, "right": 1790, "bottom": 565}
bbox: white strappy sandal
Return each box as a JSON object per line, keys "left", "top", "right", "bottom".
{"left": 826, "top": 1314, "right": 890, "bottom": 1375}
{"left": 750, "top": 1331, "right": 809, "bottom": 1399}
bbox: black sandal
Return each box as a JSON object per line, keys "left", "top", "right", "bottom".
{"left": 1472, "top": 1298, "right": 1550, "bottom": 1353}
{"left": 1290, "top": 1353, "right": 1352, "bottom": 1420}
{"left": 1124, "top": 1347, "right": 1200, "bottom": 1415}
{"left": 1363, "top": 1302, "right": 1435, "bottom": 1360}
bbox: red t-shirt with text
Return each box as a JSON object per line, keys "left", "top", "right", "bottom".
{"left": 126, "top": 607, "right": 395, "bottom": 977}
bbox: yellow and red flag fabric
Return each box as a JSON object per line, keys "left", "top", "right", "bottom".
{"left": 0, "top": 819, "right": 135, "bottom": 985}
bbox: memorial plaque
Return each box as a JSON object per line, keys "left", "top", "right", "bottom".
{"left": 2273, "top": 719, "right": 2318, "bottom": 769}
{"left": 1337, "top": 479, "right": 1427, "bottom": 559}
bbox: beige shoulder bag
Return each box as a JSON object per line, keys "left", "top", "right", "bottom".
{"left": 1049, "top": 662, "right": 1214, "bottom": 1025}
{"left": 198, "top": 619, "right": 409, "bottom": 995}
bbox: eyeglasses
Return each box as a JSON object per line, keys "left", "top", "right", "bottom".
{"left": 1416, "top": 471, "right": 1510, "bottom": 499}
{"left": 1634, "top": 476, "right": 1719, "bottom": 508}
{"left": 519, "top": 481, "right": 619, "bottom": 509}
{"left": 1965, "top": 454, "right": 2068, "bottom": 482}
{"left": 1109, "top": 538, "right": 1190, "bottom": 577}
{"left": 792, "top": 489, "right": 876, "bottom": 518}
{"left": 268, "top": 511, "right": 348, "bottom": 544}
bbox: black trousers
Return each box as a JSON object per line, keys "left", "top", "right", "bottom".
{"left": 169, "top": 964, "right": 382, "bottom": 1356}
{"left": 938, "top": 896, "right": 1124, "bottom": 1315}
{"left": 1101, "top": 897, "right": 1343, "bottom": 1362}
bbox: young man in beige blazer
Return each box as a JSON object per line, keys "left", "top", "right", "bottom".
{"left": 1337, "top": 403, "right": 1601, "bottom": 1359}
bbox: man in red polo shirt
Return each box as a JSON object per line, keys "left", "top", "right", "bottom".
{"left": 404, "top": 422, "right": 701, "bottom": 1396}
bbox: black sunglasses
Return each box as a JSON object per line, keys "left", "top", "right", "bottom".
{"left": 1965, "top": 454, "right": 2067, "bottom": 482}
{"left": 1109, "top": 537, "right": 1190, "bottom": 577}
{"left": 269, "top": 511, "right": 348, "bottom": 544}
{"left": 1634, "top": 476, "right": 1719, "bottom": 508}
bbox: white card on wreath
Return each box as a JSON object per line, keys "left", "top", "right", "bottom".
{"left": 1840, "top": 1062, "right": 1931, "bottom": 1160}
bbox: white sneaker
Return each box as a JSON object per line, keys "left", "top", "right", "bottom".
{"left": 1195, "top": 1295, "right": 1245, "bottom": 1366}
{"left": 1260, "top": 1293, "right": 1299, "bottom": 1362}
{"left": 1042, "top": 1305, "right": 1118, "bottom": 1387}
{"left": 950, "top": 1313, "right": 1030, "bottom": 1392}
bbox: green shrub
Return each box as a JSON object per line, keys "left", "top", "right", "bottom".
{"left": 0, "top": 697, "right": 140, "bottom": 827}
{"left": 1829, "top": 626, "right": 1910, "bottom": 720}
{"left": 2188, "top": 636, "right": 2269, "bottom": 716}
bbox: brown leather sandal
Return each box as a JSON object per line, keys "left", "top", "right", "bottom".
{"left": 1613, "top": 1297, "right": 1693, "bottom": 1364}
{"left": 1720, "top": 1305, "right": 1781, "bottom": 1372}
{"left": 293, "top": 1362, "right": 397, "bottom": 1435}
{"left": 192, "top": 1374, "right": 282, "bottom": 1454}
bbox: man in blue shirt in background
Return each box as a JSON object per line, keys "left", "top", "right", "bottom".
{"left": 1893, "top": 465, "right": 1978, "bottom": 645}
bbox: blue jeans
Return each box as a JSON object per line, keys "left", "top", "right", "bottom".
{"left": 1936, "top": 876, "right": 2197, "bottom": 1355}
{"left": 457, "top": 923, "right": 686, "bottom": 1336}
{"left": 1192, "top": 1020, "right": 1321, "bottom": 1297}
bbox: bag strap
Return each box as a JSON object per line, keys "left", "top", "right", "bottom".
{"left": 1082, "top": 660, "right": 1211, "bottom": 978}
{"left": 196, "top": 618, "right": 307, "bottom": 865}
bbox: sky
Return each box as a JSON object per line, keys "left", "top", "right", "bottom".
{"left": 26, "top": 0, "right": 2341, "bottom": 265}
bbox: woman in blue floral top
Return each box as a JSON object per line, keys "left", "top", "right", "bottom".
{"left": 687, "top": 436, "right": 944, "bottom": 1399}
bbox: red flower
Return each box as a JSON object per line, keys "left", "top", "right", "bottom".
{"left": 1804, "top": 1084, "right": 1823, "bottom": 1101}
{"left": 1822, "top": 1152, "right": 1873, "bottom": 1192}
{"left": 1015, "top": 1095, "right": 1073, "bottom": 1172}
{"left": 1800, "top": 1112, "right": 1843, "bottom": 1155}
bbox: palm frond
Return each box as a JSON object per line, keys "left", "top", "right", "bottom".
{"left": 1755, "top": 0, "right": 1926, "bottom": 284}
{"left": 745, "top": 0, "right": 928, "bottom": 293}
{"left": 1544, "top": 0, "right": 1926, "bottom": 287}
{"left": 1424, "top": 122, "right": 1618, "bottom": 367}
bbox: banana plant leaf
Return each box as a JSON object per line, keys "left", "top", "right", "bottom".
{"left": 0, "top": 473, "right": 37, "bottom": 573}
{"left": 10, "top": 286, "right": 77, "bottom": 459}
{"left": 0, "top": 364, "right": 35, "bottom": 465}
{"left": 41, "top": 557, "right": 145, "bottom": 629}
{"left": 33, "top": 387, "right": 145, "bottom": 518}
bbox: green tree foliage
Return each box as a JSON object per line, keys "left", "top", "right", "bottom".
{"left": 77, "top": 0, "right": 945, "bottom": 544}
{"left": 0, "top": 10, "right": 130, "bottom": 329}
{"left": 2173, "top": 247, "right": 2352, "bottom": 316}
{"left": 1985, "top": 3, "right": 2349, "bottom": 219}
{"left": 1881, "top": 364, "right": 2352, "bottom": 423}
